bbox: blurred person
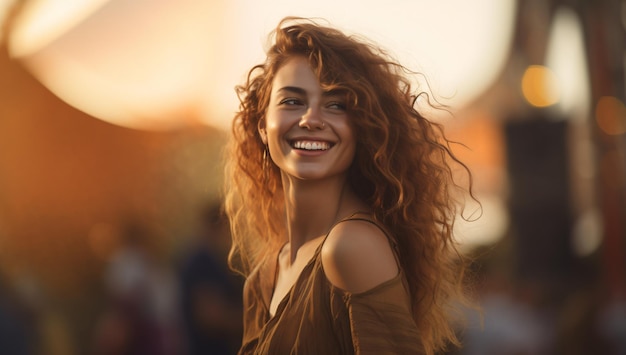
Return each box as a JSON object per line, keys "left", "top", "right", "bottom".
{"left": 597, "top": 287, "right": 626, "bottom": 355}
{"left": 0, "top": 270, "right": 76, "bottom": 355}
{"left": 224, "top": 17, "right": 475, "bottom": 354}
{"left": 459, "top": 269, "right": 554, "bottom": 355}
{"left": 178, "top": 202, "right": 243, "bottom": 355}
{"left": 0, "top": 272, "right": 37, "bottom": 355}
{"left": 37, "top": 308, "right": 77, "bottom": 355}
{"left": 91, "top": 220, "right": 181, "bottom": 355}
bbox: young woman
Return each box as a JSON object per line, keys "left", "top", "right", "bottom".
{"left": 224, "top": 17, "right": 473, "bottom": 354}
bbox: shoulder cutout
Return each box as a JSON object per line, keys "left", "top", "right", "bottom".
{"left": 321, "top": 219, "right": 399, "bottom": 294}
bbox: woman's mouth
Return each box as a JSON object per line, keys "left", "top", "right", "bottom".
{"left": 291, "top": 140, "right": 332, "bottom": 151}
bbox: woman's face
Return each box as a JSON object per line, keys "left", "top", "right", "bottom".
{"left": 260, "top": 56, "right": 356, "bottom": 181}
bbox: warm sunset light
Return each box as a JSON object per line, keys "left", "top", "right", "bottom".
{"left": 521, "top": 65, "right": 560, "bottom": 108}
{"left": 0, "top": 0, "right": 13, "bottom": 41}
{"left": 5, "top": 0, "right": 517, "bottom": 131}
{"left": 8, "top": 0, "right": 110, "bottom": 57}
{"left": 3, "top": 1, "right": 626, "bottom": 353}
{"left": 596, "top": 96, "right": 626, "bottom": 135}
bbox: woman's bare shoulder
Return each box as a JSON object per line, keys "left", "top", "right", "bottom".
{"left": 321, "top": 218, "right": 399, "bottom": 294}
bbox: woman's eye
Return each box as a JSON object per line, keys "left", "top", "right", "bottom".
{"left": 279, "top": 98, "right": 303, "bottom": 106}
{"left": 327, "top": 102, "right": 347, "bottom": 110}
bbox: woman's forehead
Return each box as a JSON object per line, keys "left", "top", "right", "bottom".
{"left": 271, "top": 56, "right": 350, "bottom": 95}
{"left": 271, "top": 57, "right": 320, "bottom": 95}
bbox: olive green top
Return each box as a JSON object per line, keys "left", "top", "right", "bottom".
{"left": 238, "top": 217, "right": 423, "bottom": 354}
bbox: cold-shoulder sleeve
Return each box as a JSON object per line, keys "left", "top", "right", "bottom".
{"left": 343, "top": 273, "right": 423, "bottom": 354}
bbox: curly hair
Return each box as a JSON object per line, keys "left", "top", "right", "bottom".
{"left": 224, "top": 17, "right": 473, "bottom": 355}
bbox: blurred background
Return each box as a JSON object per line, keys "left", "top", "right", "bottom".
{"left": 0, "top": 0, "right": 624, "bottom": 354}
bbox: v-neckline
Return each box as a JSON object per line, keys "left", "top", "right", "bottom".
{"left": 266, "top": 236, "right": 325, "bottom": 319}
{"left": 265, "top": 211, "right": 373, "bottom": 320}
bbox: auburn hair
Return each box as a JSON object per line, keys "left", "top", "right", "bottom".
{"left": 224, "top": 17, "right": 474, "bottom": 354}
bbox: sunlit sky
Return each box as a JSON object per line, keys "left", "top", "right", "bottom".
{"left": 4, "top": 0, "right": 517, "bottom": 131}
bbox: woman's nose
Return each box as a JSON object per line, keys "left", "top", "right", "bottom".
{"left": 298, "top": 107, "right": 325, "bottom": 130}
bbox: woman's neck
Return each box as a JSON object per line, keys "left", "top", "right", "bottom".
{"left": 280, "top": 173, "right": 363, "bottom": 262}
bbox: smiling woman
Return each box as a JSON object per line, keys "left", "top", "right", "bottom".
{"left": 224, "top": 17, "right": 475, "bottom": 355}
{"left": 260, "top": 56, "right": 356, "bottom": 181}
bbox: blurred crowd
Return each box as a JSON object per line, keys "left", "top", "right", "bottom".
{"left": 0, "top": 202, "right": 244, "bottom": 355}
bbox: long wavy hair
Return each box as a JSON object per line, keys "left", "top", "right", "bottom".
{"left": 224, "top": 17, "right": 474, "bottom": 354}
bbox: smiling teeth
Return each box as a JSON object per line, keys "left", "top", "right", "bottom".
{"left": 293, "top": 141, "right": 330, "bottom": 151}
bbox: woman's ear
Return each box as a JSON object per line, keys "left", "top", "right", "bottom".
{"left": 257, "top": 119, "right": 268, "bottom": 144}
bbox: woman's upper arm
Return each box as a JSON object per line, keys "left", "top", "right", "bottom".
{"left": 321, "top": 220, "right": 399, "bottom": 294}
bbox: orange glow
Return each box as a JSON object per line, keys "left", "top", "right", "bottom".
{"left": 0, "top": 1, "right": 13, "bottom": 43}
{"left": 595, "top": 96, "right": 626, "bottom": 135}
{"left": 521, "top": 65, "right": 560, "bottom": 107}
{"left": 88, "top": 222, "right": 122, "bottom": 261}
{"left": 445, "top": 110, "right": 508, "bottom": 248}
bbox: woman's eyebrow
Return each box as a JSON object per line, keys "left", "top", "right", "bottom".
{"left": 322, "top": 89, "right": 346, "bottom": 98}
{"left": 276, "top": 86, "right": 307, "bottom": 95}
{"left": 275, "top": 86, "right": 345, "bottom": 99}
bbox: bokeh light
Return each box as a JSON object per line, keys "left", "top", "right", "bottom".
{"left": 7, "top": 0, "right": 516, "bottom": 131}
{"left": 545, "top": 6, "right": 590, "bottom": 120}
{"left": 571, "top": 208, "right": 604, "bottom": 257}
{"left": 521, "top": 65, "right": 560, "bottom": 107}
{"left": 596, "top": 96, "right": 626, "bottom": 135}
